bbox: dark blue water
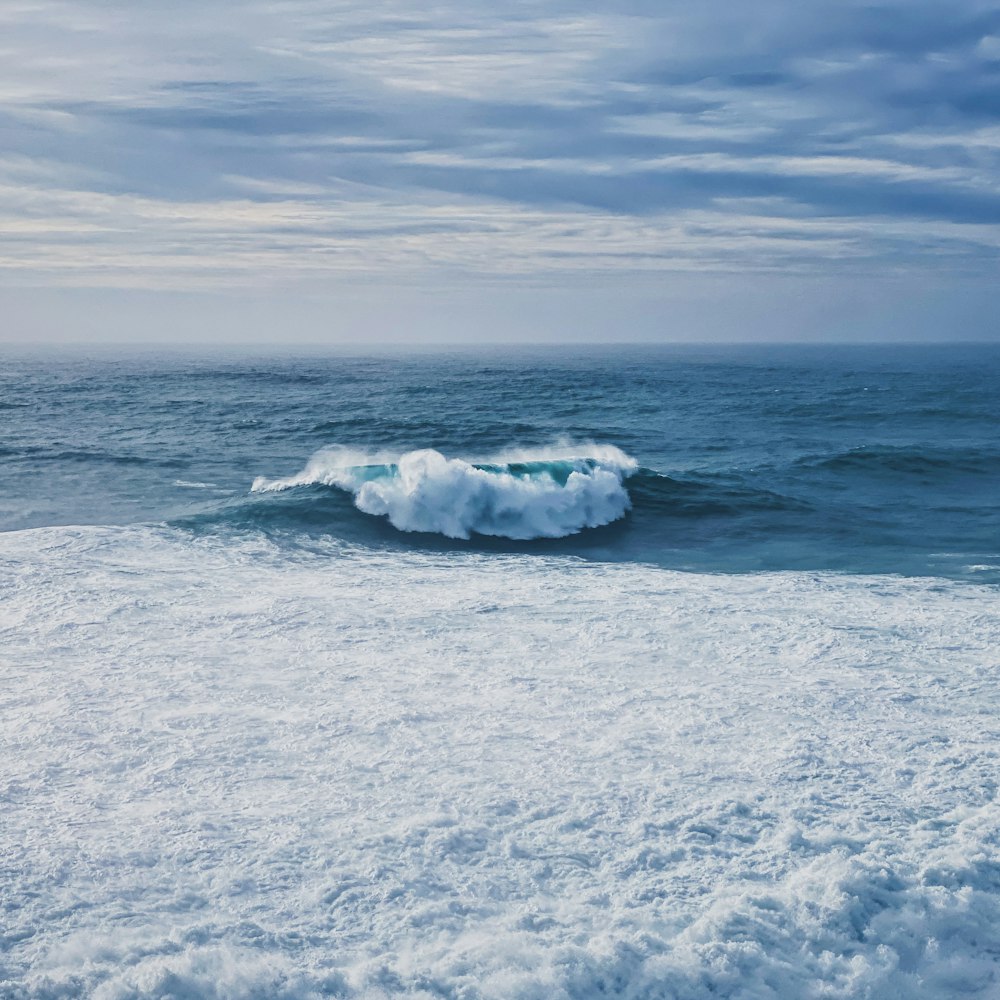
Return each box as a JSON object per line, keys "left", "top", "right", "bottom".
{"left": 2, "top": 343, "right": 998, "bottom": 580}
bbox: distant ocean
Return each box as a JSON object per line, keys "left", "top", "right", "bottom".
{"left": 3, "top": 344, "right": 999, "bottom": 998}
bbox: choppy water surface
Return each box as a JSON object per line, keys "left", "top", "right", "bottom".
{"left": 2, "top": 343, "right": 999, "bottom": 579}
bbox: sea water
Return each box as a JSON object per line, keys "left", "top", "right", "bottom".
{"left": 1, "top": 344, "right": 999, "bottom": 997}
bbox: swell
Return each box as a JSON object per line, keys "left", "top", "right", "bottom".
{"left": 145, "top": 368, "right": 334, "bottom": 386}
{"left": 174, "top": 447, "right": 808, "bottom": 550}
{"left": 0, "top": 445, "right": 186, "bottom": 467}
{"left": 797, "top": 444, "right": 1000, "bottom": 478}
{"left": 628, "top": 471, "right": 807, "bottom": 516}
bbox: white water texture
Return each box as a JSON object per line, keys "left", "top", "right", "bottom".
{"left": 2, "top": 526, "right": 1000, "bottom": 998}
{"left": 251, "top": 444, "right": 638, "bottom": 538}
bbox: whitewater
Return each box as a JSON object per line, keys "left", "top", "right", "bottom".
{"left": 2, "top": 345, "right": 999, "bottom": 998}
{"left": 250, "top": 445, "right": 638, "bottom": 539}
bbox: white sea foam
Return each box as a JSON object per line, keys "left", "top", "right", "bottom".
{"left": 251, "top": 444, "right": 638, "bottom": 539}
{"left": 173, "top": 480, "right": 222, "bottom": 490}
{"left": 1, "top": 525, "right": 999, "bottom": 998}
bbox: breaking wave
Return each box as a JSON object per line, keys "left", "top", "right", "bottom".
{"left": 251, "top": 444, "right": 638, "bottom": 540}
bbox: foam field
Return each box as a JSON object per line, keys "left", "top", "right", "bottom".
{"left": 2, "top": 525, "right": 999, "bottom": 998}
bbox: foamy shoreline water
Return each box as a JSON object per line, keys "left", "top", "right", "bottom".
{"left": 3, "top": 524, "right": 998, "bottom": 998}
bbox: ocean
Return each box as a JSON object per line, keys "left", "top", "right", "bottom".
{"left": 2, "top": 344, "right": 999, "bottom": 998}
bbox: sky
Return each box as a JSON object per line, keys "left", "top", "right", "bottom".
{"left": 1, "top": 0, "right": 999, "bottom": 344}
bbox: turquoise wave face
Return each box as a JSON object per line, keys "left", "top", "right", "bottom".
{"left": 2, "top": 343, "right": 1000, "bottom": 580}
{"left": 275, "top": 456, "right": 611, "bottom": 486}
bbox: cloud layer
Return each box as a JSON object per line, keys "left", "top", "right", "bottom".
{"left": 2, "top": 0, "right": 999, "bottom": 292}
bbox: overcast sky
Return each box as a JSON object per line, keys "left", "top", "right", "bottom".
{"left": 2, "top": 0, "right": 999, "bottom": 343}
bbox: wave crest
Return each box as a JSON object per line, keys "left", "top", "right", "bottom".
{"left": 251, "top": 444, "right": 638, "bottom": 540}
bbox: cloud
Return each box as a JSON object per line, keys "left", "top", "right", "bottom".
{"left": 0, "top": 0, "right": 998, "bottom": 290}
